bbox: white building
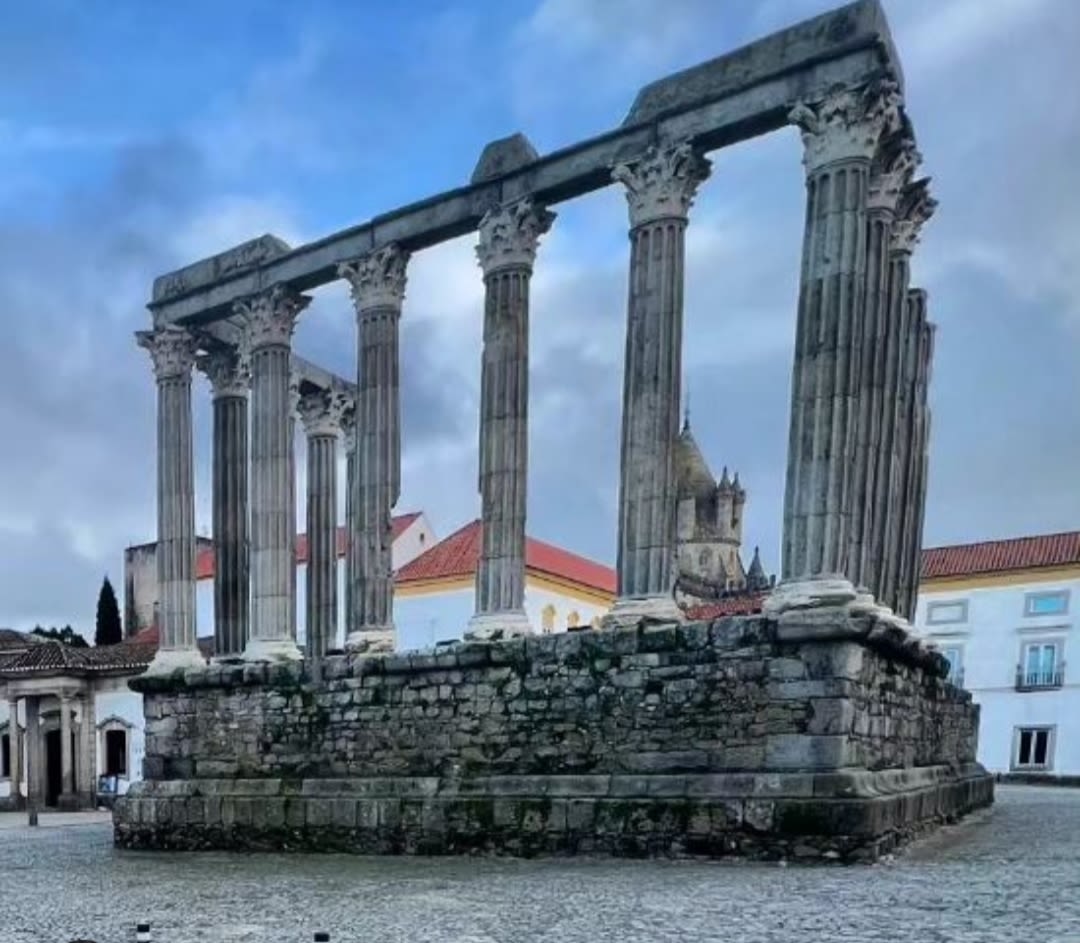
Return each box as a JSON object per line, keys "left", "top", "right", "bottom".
{"left": 914, "top": 531, "right": 1080, "bottom": 778}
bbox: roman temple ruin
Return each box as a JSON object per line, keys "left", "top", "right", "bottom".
{"left": 114, "top": 0, "right": 993, "bottom": 860}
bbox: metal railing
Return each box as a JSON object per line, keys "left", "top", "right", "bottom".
{"left": 1015, "top": 665, "right": 1065, "bottom": 690}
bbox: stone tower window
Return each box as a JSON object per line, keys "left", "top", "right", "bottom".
{"left": 541, "top": 604, "right": 556, "bottom": 633}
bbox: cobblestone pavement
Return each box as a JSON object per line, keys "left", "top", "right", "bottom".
{"left": 2, "top": 786, "right": 1077, "bottom": 943}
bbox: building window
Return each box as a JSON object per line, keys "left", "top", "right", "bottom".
{"left": 940, "top": 644, "right": 964, "bottom": 686}
{"left": 1024, "top": 590, "right": 1069, "bottom": 617}
{"left": 1016, "top": 640, "right": 1064, "bottom": 690}
{"left": 541, "top": 604, "right": 556, "bottom": 633}
{"left": 1013, "top": 726, "right": 1054, "bottom": 771}
{"left": 567, "top": 610, "right": 580, "bottom": 629}
{"left": 104, "top": 729, "right": 128, "bottom": 777}
{"left": 1, "top": 732, "right": 9, "bottom": 779}
{"left": 926, "top": 600, "right": 968, "bottom": 625}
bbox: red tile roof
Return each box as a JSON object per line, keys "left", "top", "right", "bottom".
{"left": 0, "top": 639, "right": 158, "bottom": 676}
{"left": 195, "top": 512, "right": 421, "bottom": 580}
{"left": 395, "top": 519, "right": 616, "bottom": 595}
{"left": 684, "top": 594, "right": 767, "bottom": 620}
{"left": 921, "top": 531, "right": 1080, "bottom": 580}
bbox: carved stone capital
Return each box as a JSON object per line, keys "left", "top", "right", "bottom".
{"left": 890, "top": 178, "right": 937, "bottom": 255}
{"left": 298, "top": 389, "right": 353, "bottom": 438}
{"left": 197, "top": 348, "right": 250, "bottom": 399}
{"left": 289, "top": 372, "right": 302, "bottom": 417}
{"left": 341, "top": 404, "right": 357, "bottom": 454}
{"left": 475, "top": 199, "right": 555, "bottom": 273}
{"left": 789, "top": 80, "right": 902, "bottom": 174}
{"left": 612, "top": 143, "right": 711, "bottom": 227}
{"left": 338, "top": 245, "right": 409, "bottom": 313}
{"left": 868, "top": 127, "right": 921, "bottom": 212}
{"left": 136, "top": 326, "right": 197, "bottom": 382}
{"left": 234, "top": 284, "right": 310, "bottom": 351}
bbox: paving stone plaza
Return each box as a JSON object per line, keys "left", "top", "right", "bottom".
{"left": 2, "top": 787, "right": 1076, "bottom": 941}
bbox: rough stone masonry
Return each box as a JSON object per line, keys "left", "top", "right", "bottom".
{"left": 116, "top": 612, "right": 991, "bottom": 861}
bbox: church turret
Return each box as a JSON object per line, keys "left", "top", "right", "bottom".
{"left": 745, "top": 545, "right": 770, "bottom": 592}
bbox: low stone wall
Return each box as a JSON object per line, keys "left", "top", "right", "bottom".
{"left": 114, "top": 613, "right": 993, "bottom": 861}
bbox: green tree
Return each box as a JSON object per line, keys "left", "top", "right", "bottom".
{"left": 94, "top": 576, "right": 123, "bottom": 646}
{"left": 30, "top": 625, "right": 89, "bottom": 648}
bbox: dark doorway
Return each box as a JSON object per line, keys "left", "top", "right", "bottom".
{"left": 45, "top": 729, "right": 62, "bottom": 807}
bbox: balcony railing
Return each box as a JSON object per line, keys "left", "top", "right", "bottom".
{"left": 1015, "top": 665, "right": 1065, "bottom": 691}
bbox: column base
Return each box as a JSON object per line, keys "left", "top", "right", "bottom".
{"left": 602, "top": 595, "right": 685, "bottom": 630}
{"left": 344, "top": 629, "right": 395, "bottom": 654}
{"left": 144, "top": 646, "right": 207, "bottom": 677}
{"left": 242, "top": 637, "right": 303, "bottom": 663}
{"left": 763, "top": 576, "right": 907, "bottom": 627}
{"left": 465, "top": 610, "right": 532, "bottom": 642}
{"left": 56, "top": 792, "right": 81, "bottom": 812}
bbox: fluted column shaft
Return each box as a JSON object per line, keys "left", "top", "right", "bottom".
{"left": 300, "top": 391, "right": 349, "bottom": 658}
{"left": 339, "top": 247, "right": 407, "bottom": 652}
{"left": 781, "top": 82, "right": 901, "bottom": 584}
{"left": 608, "top": 144, "right": 710, "bottom": 624}
{"left": 200, "top": 350, "right": 250, "bottom": 658}
{"left": 237, "top": 285, "right": 309, "bottom": 661}
{"left": 137, "top": 326, "right": 202, "bottom": 672}
{"left": 343, "top": 411, "right": 356, "bottom": 640}
{"left": 866, "top": 179, "right": 936, "bottom": 607}
{"left": 467, "top": 200, "right": 554, "bottom": 637}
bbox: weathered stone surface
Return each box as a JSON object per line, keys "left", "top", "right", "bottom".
{"left": 117, "top": 615, "right": 990, "bottom": 860}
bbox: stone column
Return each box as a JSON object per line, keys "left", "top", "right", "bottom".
{"left": 338, "top": 246, "right": 408, "bottom": 652}
{"left": 299, "top": 390, "right": 350, "bottom": 659}
{"left": 776, "top": 81, "right": 900, "bottom": 606}
{"left": 24, "top": 696, "right": 39, "bottom": 825}
{"left": 607, "top": 142, "right": 710, "bottom": 626}
{"left": 896, "top": 306, "right": 935, "bottom": 621}
{"left": 136, "top": 326, "right": 204, "bottom": 673}
{"left": 59, "top": 695, "right": 73, "bottom": 806}
{"left": 289, "top": 373, "right": 301, "bottom": 641}
{"left": 847, "top": 128, "right": 919, "bottom": 592}
{"left": 342, "top": 406, "right": 357, "bottom": 641}
{"left": 7, "top": 698, "right": 20, "bottom": 808}
{"left": 466, "top": 199, "right": 554, "bottom": 639}
{"left": 866, "top": 179, "right": 936, "bottom": 609}
{"left": 80, "top": 693, "right": 97, "bottom": 808}
{"left": 236, "top": 285, "right": 311, "bottom": 661}
{"left": 198, "top": 348, "right": 251, "bottom": 658}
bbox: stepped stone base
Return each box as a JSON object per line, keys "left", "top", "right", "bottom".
{"left": 115, "top": 765, "right": 991, "bottom": 861}
{"left": 114, "top": 612, "right": 993, "bottom": 862}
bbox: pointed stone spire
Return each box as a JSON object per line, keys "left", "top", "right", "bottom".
{"left": 675, "top": 421, "right": 715, "bottom": 499}
{"left": 746, "top": 546, "right": 769, "bottom": 592}
{"left": 718, "top": 465, "right": 733, "bottom": 493}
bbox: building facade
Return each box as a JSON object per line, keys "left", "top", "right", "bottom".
{"left": 914, "top": 532, "right": 1080, "bottom": 778}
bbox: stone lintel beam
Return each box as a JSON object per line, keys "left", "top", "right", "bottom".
{"left": 149, "top": 0, "right": 900, "bottom": 326}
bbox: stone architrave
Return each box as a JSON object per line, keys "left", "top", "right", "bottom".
{"left": 778, "top": 80, "right": 901, "bottom": 601}
{"left": 298, "top": 389, "right": 351, "bottom": 659}
{"left": 236, "top": 285, "right": 311, "bottom": 661}
{"left": 338, "top": 246, "right": 409, "bottom": 652}
{"left": 136, "top": 325, "right": 205, "bottom": 673}
{"left": 466, "top": 199, "right": 555, "bottom": 640}
{"left": 866, "top": 178, "right": 936, "bottom": 609}
{"left": 847, "top": 127, "right": 919, "bottom": 593}
{"left": 197, "top": 347, "right": 251, "bottom": 658}
{"left": 606, "top": 142, "right": 710, "bottom": 626}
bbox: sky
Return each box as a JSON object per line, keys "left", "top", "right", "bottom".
{"left": 0, "top": 0, "right": 1078, "bottom": 632}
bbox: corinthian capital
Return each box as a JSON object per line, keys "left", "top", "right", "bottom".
{"left": 868, "top": 125, "right": 921, "bottom": 212}
{"left": 789, "top": 79, "right": 902, "bottom": 174}
{"left": 341, "top": 403, "right": 357, "bottom": 454}
{"left": 338, "top": 245, "right": 409, "bottom": 314}
{"left": 234, "top": 284, "right": 310, "bottom": 351}
{"left": 476, "top": 199, "right": 555, "bottom": 273}
{"left": 197, "top": 347, "right": 250, "bottom": 398}
{"left": 298, "top": 389, "right": 353, "bottom": 438}
{"left": 136, "top": 326, "right": 197, "bottom": 382}
{"left": 612, "top": 143, "right": 711, "bottom": 227}
{"left": 890, "top": 178, "right": 937, "bottom": 255}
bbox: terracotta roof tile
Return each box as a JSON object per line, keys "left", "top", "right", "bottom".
{"left": 196, "top": 512, "right": 422, "bottom": 580}
{"left": 921, "top": 531, "right": 1080, "bottom": 580}
{"left": 395, "top": 519, "right": 616, "bottom": 595}
{"left": 684, "top": 594, "right": 767, "bottom": 620}
{"left": 0, "top": 628, "right": 44, "bottom": 652}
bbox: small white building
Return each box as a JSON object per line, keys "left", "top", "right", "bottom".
{"left": 914, "top": 531, "right": 1080, "bottom": 778}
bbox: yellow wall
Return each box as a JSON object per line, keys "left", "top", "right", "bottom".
{"left": 920, "top": 564, "right": 1080, "bottom": 594}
